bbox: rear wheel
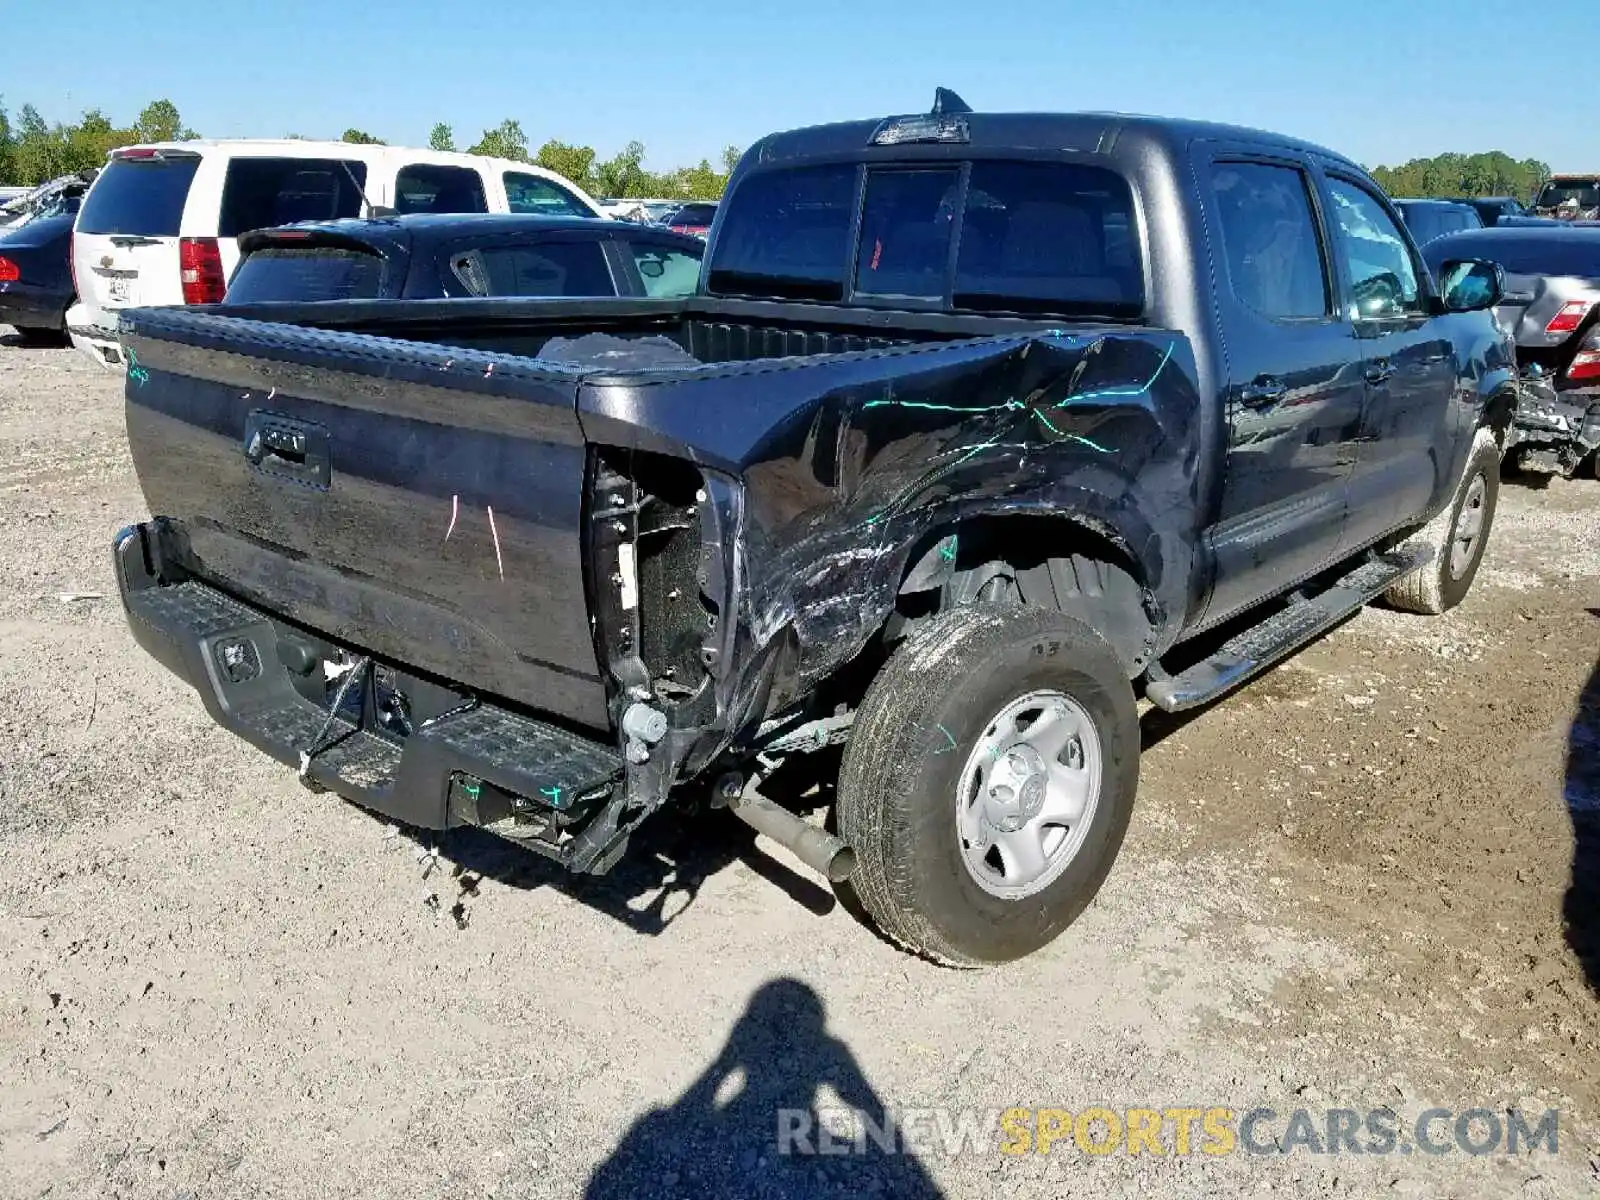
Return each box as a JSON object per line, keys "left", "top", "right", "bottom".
{"left": 837, "top": 604, "right": 1139, "bottom": 966}
{"left": 1384, "top": 429, "right": 1500, "bottom": 615}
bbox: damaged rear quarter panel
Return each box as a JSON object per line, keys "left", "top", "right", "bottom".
{"left": 578, "top": 326, "right": 1201, "bottom": 720}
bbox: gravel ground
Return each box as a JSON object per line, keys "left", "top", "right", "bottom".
{"left": 1, "top": 332, "right": 1597, "bottom": 1199}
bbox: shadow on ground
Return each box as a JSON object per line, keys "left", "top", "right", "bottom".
{"left": 1566, "top": 614, "right": 1600, "bottom": 993}
{"left": 581, "top": 978, "right": 946, "bottom": 1199}
{"left": 394, "top": 749, "right": 842, "bottom": 938}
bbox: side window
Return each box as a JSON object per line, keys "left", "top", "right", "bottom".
{"left": 1324, "top": 178, "right": 1421, "bottom": 319}
{"left": 218, "top": 159, "right": 367, "bottom": 236}
{"left": 629, "top": 243, "right": 703, "bottom": 298}
{"left": 447, "top": 241, "right": 615, "bottom": 297}
{"left": 394, "top": 164, "right": 489, "bottom": 215}
{"left": 1211, "top": 162, "right": 1329, "bottom": 319}
{"left": 504, "top": 172, "right": 590, "bottom": 217}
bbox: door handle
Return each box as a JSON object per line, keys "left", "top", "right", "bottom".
{"left": 1239, "top": 376, "right": 1286, "bottom": 407}
{"left": 1364, "top": 359, "right": 1395, "bottom": 385}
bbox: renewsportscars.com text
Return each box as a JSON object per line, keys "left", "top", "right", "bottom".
{"left": 776, "top": 1105, "right": 1561, "bottom": 1159}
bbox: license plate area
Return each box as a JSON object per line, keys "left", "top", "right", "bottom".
{"left": 104, "top": 271, "right": 136, "bottom": 305}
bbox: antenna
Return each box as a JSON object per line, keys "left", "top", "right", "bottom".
{"left": 932, "top": 88, "right": 973, "bottom": 116}
{"left": 338, "top": 160, "right": 382, "bottom": 219}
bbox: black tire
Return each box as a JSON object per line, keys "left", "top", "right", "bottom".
{"left": 10, "top": 325, "right": 69, "bottom": 348}
{"left": 837, "top": 604, "right": 1139, "bottom": 966}
{"left": 1384, "top": 429, "right": 1499, "bottom": 615}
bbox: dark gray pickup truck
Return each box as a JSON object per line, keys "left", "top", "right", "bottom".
{"left": 112, "top": 92, "right": 1516, "bottom": 964}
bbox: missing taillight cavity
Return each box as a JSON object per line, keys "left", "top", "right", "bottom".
{"left": 590, "top": 448, "right": 719, "bottom": 712}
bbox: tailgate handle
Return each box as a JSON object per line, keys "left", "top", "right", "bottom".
{"left": 244, "top": 411, "right": 331, "bottom": 490}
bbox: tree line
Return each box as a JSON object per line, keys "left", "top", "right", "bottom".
{"left": 0, "top": 96, "right": 1560, "bottom": 206}
{"left": 1368, "top": 151, "right": 1552, "bottom": 203}
{"left": 0, "top": 97, "right": 739, "bottom": 201}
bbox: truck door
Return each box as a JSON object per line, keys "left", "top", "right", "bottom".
{"left": 1318, "top": 174, "right": 1459, "bottom": 550}
{"left": 1202, "top": 157, "right": 1367, "bottom": 624}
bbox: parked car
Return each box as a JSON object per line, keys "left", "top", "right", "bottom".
{"left": 1532, "top": 174, "right": 1600, "bottom": 221}
{"left": 224, "top": 214, "right": 705, "bottom": 303}
{"left": 662, "top": 201, "right": 717, "bottom": 237}
{"left": 1392, "top": 198, "right": 1482, "bottom": 244}
{"left": 1424, "top": 223, "right": 1600, "bottom": 476}
{"left": 66, "top": 139, "right": 602, "bottom": 368}
{"left": 110, "top": 91, "right": 1512, "bottom": 966}
{"left": 1448, "top": 196, "right": 1527, "bottom": 227}
{"left": 0, "top": 202, "right": 82, "bottom": 343}
{"left": 0, "top": 171, "right": 95, "bottom": 232}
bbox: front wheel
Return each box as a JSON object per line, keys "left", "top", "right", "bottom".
{"left": 1384, "top": 428, "right": 1500, "bottom": 615}
{"left": 837, "top": 604, "right": 1140, "bottom": 966}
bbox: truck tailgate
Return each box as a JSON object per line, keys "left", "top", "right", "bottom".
{"left": 118, "top": 309, "right": 610, "bottom": 730}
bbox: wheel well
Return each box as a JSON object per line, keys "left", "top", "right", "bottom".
{"left": 891, "top": 515, "right": 1157, "bottom": 677}
{"left": 1485, "top": 385, "right": 1518, "bottom": 449}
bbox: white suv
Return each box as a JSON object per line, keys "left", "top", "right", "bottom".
{"left": 67, "top": 140, "right": 604, "bottom": 368}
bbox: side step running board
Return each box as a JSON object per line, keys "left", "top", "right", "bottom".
{"left": 1145, "top": 547, "right": 1432, "bottom": 713}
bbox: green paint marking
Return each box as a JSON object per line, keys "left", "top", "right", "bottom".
{"left": 939, "top": 536, "right": 958, "bottom": 563}
{"left": 462, "top": 781, "right": 481, "bottom": 800}
{"left": 539, "top": 785, "right": 563, "bottom": 806}
{"left": 125, "top": 348, "right": 150, "bottom": 387}
{"left": 934, "top": 725, "right": 957, "bottom": 754}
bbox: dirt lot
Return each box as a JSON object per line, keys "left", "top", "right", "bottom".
{"left": 1, "top": 332, "right": 1597, "bottom": 1199}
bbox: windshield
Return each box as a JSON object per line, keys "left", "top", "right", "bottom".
{"left": 1536, "top": 181, "right": 1600, "bottom": 209}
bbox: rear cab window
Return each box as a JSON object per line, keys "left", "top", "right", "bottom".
{"left": 708, "top": 159, "right": 1143, "bottom": 317}
{"left": 226, "top": 244, "right": 385, "bottom": 303}
{"left": 219, "top": 159, "right": 369, "bottom": 236}
{"left": 395, "top": 164, "right": 488, "bottom": 215}
{"left": 77, "top": 152, "right": 202, "bottom": 236}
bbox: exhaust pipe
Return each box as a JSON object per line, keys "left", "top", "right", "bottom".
{"left": 725, "top": 785, "right": 857, "bottom": 884}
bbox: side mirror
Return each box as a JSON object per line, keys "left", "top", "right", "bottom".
{"left": 1438, "top": 258, "right": 1504, "bottom": 313}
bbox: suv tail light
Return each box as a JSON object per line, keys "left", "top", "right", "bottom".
{"left": 0, "top": 256, "right": 19, "bottom": 283}
{"left": 1544, "top": 299, "right": 1594, "bottom": 336}
{"left": 179, "top": 237, "right": 226, "bottom": 304}
{"left": 1566, "top": 326, "right": 1600, "bottom": 383}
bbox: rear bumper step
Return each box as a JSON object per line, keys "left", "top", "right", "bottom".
{"left": 113, "top": 523, "right": 623, "bottom": 854}
{"left": 1145, "top": 546, "right": 1432, "bottom": 712}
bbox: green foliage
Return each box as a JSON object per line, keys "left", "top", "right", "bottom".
{"left": 535, "top": 139, "right": 596, "bottom": 189}
{"left": 467, "top": 118, "right": 530, "bottom": 162}
{"left": 0, "top": 97, "right": 196, "bottom": 185}
{"left": 1369, "top": 151, "right": 1552, "bottom": 203}
{"left": 340, "top": 128, "right": 386, "bottom": 145}
{"left": 0, "top": 99, "right": 13, "bottom": 186}
{"left": 135, "top": 99, "right": 183, "bottom": 142}
{"left": 428, "top": 123, "right": 455, "bottom": 152}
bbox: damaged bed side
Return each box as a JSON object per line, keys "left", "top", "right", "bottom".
{"left": 576, "top": 324, "right": 1202, "bottom": 798}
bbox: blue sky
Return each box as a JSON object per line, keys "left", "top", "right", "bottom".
{"left": 6, "top": 0, "right": 1593, "bottom": 173}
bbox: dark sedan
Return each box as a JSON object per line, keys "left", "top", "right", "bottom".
{"left": 1392, "top": 198, "right": 1481, "bottom": 245}
{"left": 0, "top": 198, "right": 82, "bottom": 344}
{"left": 224, "top": 213, "right": 705, "bottom": 304}
{"left": 1447, "top": 196, "right": 1527, "bottom": 227}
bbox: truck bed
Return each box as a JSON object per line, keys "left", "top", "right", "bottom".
{"left": 117, "top": 296, "right": 1197, "bottom": 774}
